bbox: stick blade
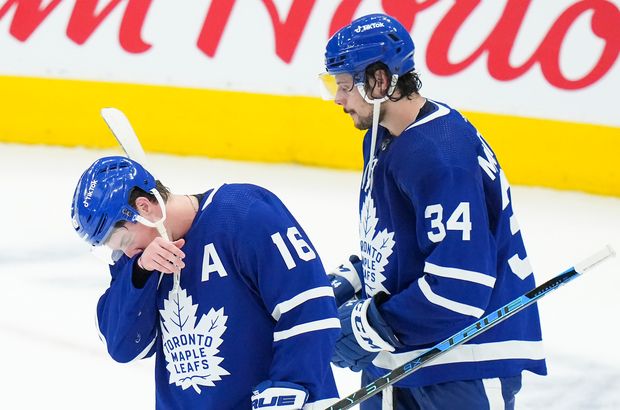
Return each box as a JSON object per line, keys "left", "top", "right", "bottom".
{"left": 101, "top": 107, "right": 148, "bottom": 166}
{"left": 574, "top": 245, "right": 615, "bottom": 274}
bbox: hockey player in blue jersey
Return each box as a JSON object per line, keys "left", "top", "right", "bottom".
{"left": 321, "top": 14, "right": 547, "bottom": 409}
{"left": 70, "top": 156, "right": 340, "bottom": 409}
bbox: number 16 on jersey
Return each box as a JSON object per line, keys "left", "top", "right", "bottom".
{"left": 271, "top": 227, "right": 317, "bottom": 269}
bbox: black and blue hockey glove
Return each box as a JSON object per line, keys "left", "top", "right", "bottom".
{"left": 331, "top": 294, "right": 403, "bottom": 372}
{"left": 328, "top": 255, "right": 363, "bottom": 307}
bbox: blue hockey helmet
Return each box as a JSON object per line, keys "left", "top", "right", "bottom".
{"left": 71, "top": 156, "right": 156, "bottom": 247}
{"left": 321, "top": 13, "right": 415, "bottom": 98}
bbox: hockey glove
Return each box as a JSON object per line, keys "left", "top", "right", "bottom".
{"left": 328, "top": 255, "right": 363, "bottom": 307}
{"left": 331, "top": 296, "right": 402, "bottom": 372}
{"left": 251, "top": 380, "right": 308, "bottom": 410}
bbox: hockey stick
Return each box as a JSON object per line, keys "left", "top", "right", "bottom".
{"left": 326, "top": 245, "right": 615, "bottom": 410}
{"left": 100, "top": 107, "right": 180, "bottom": 292}
{"left": 101, "top": 108, "right": 149, "bottom": 167}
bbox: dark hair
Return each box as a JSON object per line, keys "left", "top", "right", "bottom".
{"left": 114, "top": 180, "right": 170, "bottom": 228}
{"left": 364, "top": 62, "right": 422, "bottom": 101}
{"left": 128, "top": 180, "right": 170, "bottom": 207}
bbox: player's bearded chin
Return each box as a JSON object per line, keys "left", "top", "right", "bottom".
{"left": 345, "top": 108, "right": 373, "bottom": 130}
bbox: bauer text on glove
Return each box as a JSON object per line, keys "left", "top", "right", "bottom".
{"left": 252, "top": 380, "right": 308, "bottom": 409}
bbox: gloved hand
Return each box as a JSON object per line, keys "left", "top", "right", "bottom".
{"left": 251, "top": 380, "right": 308, "bottom": 410}
{"left": 328, "top": 255, "right": 363, "bottom": 307}
{"left": 332, "top": 296, "right": 403, "bottom": 372}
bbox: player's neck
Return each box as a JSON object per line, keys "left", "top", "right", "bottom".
{"left": 380, "top": 94, "right": 426, "bottom": 137}
{"left": 163, "top": 194, "right": 198, "bottom": 240}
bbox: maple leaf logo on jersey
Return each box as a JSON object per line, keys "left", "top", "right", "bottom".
{"left": 359, "top": 194, "right": 395, "bottom": 297}
{"left": 160, "top": 288, "right": 230, "bottom": 394}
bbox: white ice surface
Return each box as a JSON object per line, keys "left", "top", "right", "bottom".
{"left": 1, "top": 144, "right": 619, "bottom": 409}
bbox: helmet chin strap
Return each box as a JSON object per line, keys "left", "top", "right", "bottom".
{"left": 359, "top": 74, "right": 398, "bottom": 193}
{"left": 134, "top": 188, "right": 181, "bottom": 293}
{"left": 134, "top": 189, "right": 169, "bottom": 240}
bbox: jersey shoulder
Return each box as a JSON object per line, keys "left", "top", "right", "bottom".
{"left": 393, "top": 100, "right": 484, "bottom": 172}
{"left": 196, "top": 183, "right": 290, "bottom": 237}
{"left": 201, "top": 183, "right": 278, "bottom": 215}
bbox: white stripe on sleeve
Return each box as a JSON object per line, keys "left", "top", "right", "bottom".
{"left": 95, "top": 309, "right": 108, "bottom": 349}
{"left": 418, "top": 276, "right": 485, "bottom": 318}
{"left": 95, "top": 308, "right": 157, "bottom": 362}
{"left": 129, "top": 328, "right": 158, "bottom": 363}
{"left": 373, "top": 340, "right": 545, "bottom": 370}
{"left": 273, "top": 318, "right": 340, "bottom": 342}
{"left": 424, "top": 262, "right": 496, "bottom": 288}
{"left": 271, "top": 286, "right": 335, "bottom": 321}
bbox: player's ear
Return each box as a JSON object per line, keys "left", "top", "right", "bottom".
{"left": 372, "top": 69, "right": 390, "bottom": 96}
{"left": 134, "top": 196, "right": 153, "bottom": 215}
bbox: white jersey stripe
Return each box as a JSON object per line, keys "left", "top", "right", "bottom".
{"left": 424, "top": 262, "right": 496, "bottom": 288}
{"left": 128, "top": 328, "right": 158, "bottom": 363}
{"left": 273, "top": 318, "right": 341, "bottom": 342}
{"left": 373, "top": 340, "right": 545, "bottom": 370}
{"left": 271, "top": 286, "right": 335, "bottom": 321}
{"left": 95, "top": 309, "right": 108, "bottom": 349}
{"left": 382, "top": 385, "right": 394, "bottom": 410}
{"left": 96, "top": 308, "right": 157, "bottom": 362}
{"left": 201, "top": 183, "right": 223, "bottom": 211}
{"left": 510, "top": 214, "right": 520, "bottom": 235}
{"left": 508, "top": 254, "right": 533, "bottom": 280}
{"left": 404, "top": 99, "right": 450, "bottom": 131}
{"left": 418, "top": 276, "right": 485, "bottom": 318}
{"left": 482, "top": 378, "right": 505, "bottom": 410}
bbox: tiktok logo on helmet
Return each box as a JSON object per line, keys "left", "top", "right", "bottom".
{"left": 324, "top": 13, "right": 415, "bottom": 86}
{"left": 353, "top": 21, "right": 385, "bottom": 34}
{"left": 82, "top": 179, "right": 98, "bottom": 208}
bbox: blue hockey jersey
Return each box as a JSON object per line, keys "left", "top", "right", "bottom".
{"left": 359, "top": 99, "right": 547, "bottom": 387}
{"left": 96, "top": 184, "right": 340, "bottom": 409}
